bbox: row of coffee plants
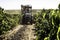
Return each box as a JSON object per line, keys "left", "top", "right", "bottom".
{"left": 34, "top": 9, "right": 60, "bottom": 40}
{"left": 0, "top": 7, "right": 21, "bottom": 35}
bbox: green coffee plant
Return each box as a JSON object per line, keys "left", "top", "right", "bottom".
{"left": 0, "top": 7, "right": 21, "bottom": 35}
{"left": 34, "top": 9, "right": 60, "bottom": 40}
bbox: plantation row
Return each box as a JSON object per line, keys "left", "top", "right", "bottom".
{"left": 34, "top": 9, "right": 60, "bottom": 40}
{"left": 0, "top": 7, "right": 21, "bottom": 35}
{"left": 0, "top": 4, "right": 60, "bottom": 40}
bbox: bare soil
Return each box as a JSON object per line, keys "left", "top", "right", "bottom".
{"left": 1, "top": 24, "right": 36, "bottom": 40}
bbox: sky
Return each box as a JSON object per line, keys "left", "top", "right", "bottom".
{"left": 0, "top": 0, "right": 60, "bottom": 10}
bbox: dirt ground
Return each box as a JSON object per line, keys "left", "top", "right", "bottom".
{"left": 2, "top": 24, "right": 36, "bottom": 40}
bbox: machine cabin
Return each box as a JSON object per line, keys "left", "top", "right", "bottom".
{"left": 21, "top": 5, "right": 32, "bottom": 24}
